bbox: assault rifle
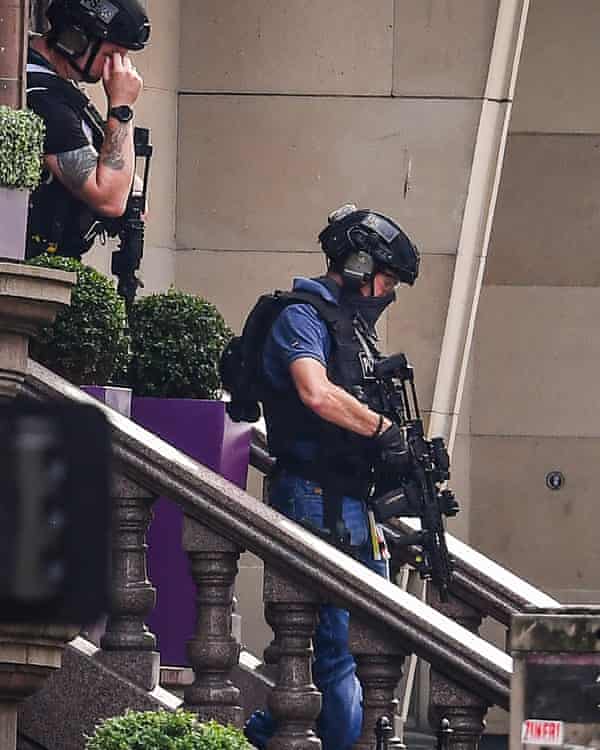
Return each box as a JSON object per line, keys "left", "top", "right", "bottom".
{"left": 370, "top": 353, "right": 458, "bottom": 601}
{"left": 110, "top": 126, "right": 153, "bottom": 314}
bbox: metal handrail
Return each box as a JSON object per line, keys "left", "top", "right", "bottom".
{"left": 23, "top": 359, "right": 512, "bottom": 709}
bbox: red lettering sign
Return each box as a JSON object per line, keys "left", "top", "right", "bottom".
{"left": 522, "top": 720, "right": 564, "bottom": 746}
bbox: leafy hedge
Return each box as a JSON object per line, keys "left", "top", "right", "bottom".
{"left": 26, "top": 254, "right": 129, "bottom": 385}
{"left": 128, "top": 288, "right": 232, "bottom": 399}
{"left": 85, "top": 710, "right": 252, "bottom": 750}
{"left": 0, "top": 106, "right": 45, "bottom": 190}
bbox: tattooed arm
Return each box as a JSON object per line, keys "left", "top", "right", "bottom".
{"left": 44, "top": 52, "right": 142, "bottom": 217}
{"left": 44, "top": 116, "right": 135, "bottom": 218}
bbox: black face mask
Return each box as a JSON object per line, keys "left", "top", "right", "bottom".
{"left": 339, "top": 288, "right": 396, "bottom": 330}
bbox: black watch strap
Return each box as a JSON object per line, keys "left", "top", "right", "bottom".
{"left": 108, "top": 105, "right": 134, "bottom": 123}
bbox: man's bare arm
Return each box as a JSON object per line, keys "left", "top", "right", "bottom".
{"left": 290, "top": 357, "right": 391, "bottom": 437}
{"left": 45, "top": 116, "right": 135, "bottom": 218}
{"left": 44, "top": 52, "right": 141, "bottom": 218}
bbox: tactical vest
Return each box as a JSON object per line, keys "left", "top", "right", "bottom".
{"left": 263, "top": 283, "right": 387, "bottom": 497}
{"left": 26, "top": 58, "right": 107, "bottom": 259}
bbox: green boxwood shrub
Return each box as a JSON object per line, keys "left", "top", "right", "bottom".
{"left": 26, "top": 253, "right": 129, "bottom": 385}
{"left": 0, "top": 106, "right": 45, "bottom": 190}
{"left": 128, "top": 288, "right": 232, "bottom": 399}
{"left": 85, "top": 709, "right": 252, "bottom": 750}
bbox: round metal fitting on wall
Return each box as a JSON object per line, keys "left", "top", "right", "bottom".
{"left": 545, "top": 471, "right": 565, "bottom": 491}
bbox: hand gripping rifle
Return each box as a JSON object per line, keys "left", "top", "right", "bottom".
{"left": 110, "top": 127, "right": 153, "bottom": 315}
{"left": 370, "top": 353, "right": 458, "bottom": 601}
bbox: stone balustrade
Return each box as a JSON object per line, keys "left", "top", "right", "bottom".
{"left": 17, "top": 358, "right": 515, "bottom": 750}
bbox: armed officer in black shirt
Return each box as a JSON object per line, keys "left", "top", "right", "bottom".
{"left": 26, "top": 0, "right": 150, "bottom": 260}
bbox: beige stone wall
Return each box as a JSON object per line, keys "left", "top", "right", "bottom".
{"left": 474, "top": 0, "right": 600, "bottom": 605}
{"left": 472, "top": 7, "right": 600, "bottom": 732}
{"left": 175, "top": 0, "right": 500, "bottom": 417}
{"left": 174, "top": 0, "right": 502, "bottom": 667}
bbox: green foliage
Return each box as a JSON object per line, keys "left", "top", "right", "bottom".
{"left": 26, "top": 254, "right": 129, "bottom": 385}
{"left": 128, "top": 288, "right": 232, "bottom": 399}
{"left": 85, "top": 710, "right": 252, "bottom": 750}
{"left": 0, "top": 106, "right": 45, "bottom": 190}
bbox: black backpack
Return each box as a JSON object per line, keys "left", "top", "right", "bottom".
{"left": 219, "top": 289, "right": 338, "bottom": 423}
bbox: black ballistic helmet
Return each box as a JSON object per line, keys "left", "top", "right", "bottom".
{"left": 47, "top": 0, "right": 151, "bottom": 51}
{"left": 318, "top": 204, "right": 420, "bottom": 286}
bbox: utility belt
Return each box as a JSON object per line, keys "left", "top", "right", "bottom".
{"left": 275, "top": 454, "right": 370, "bottom": 552}
{"left": 272, "top": 456, "right": 390, "bottom": 561}
{"left": 273, "top": 453, "right": 373, "bottom": 500}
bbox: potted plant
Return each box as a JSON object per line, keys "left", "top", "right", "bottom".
{"left": 86, "top": 709, "right": 252, "bottom": 749}
{"left": 0, "top": 105, "right": 45, "bottom": 260}
{"left": 127, "top": 288, "right": 252, "bottom": 666}
{"left": 26, "top": 253, "right": 133, "bottom": 415}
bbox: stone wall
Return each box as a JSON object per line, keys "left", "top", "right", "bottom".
{"left": 172, "top": 0, "right": 504, "bottom": 664}
{"left": 474, "top": 0, "right": 600, "bottom": 606}
{"left": 473, "top": 0, "right": 600, "bottom": 733}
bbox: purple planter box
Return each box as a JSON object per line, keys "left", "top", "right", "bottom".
{"left": 0, "top": 187, "right": 29, "bottom": 261}
{"left": 81, "top": 385, "right": 132, "bottom": 417}
{"left": 131, "top": 397, "right": 251, "bottom": 666}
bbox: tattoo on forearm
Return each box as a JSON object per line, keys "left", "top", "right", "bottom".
{"left": 57, "top": 146, "right": 98, "bottom": 189}
{"left": 100, "top": 123, "right": 129, "bottom": 171}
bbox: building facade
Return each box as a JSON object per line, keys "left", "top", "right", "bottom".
{"left": 30, "top": 0, "right": 600, "bottom": 735}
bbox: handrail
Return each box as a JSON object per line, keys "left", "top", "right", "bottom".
{"left": 250, "top": 427, "right": 560, "bottom": 624}
{"left": 23, "top": 359, "right": 512, "bottom": 709}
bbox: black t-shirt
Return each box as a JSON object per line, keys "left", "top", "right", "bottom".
{"left": 27, "top": 50, "right": 93, "bottom": 155}
{"left": 26, "top": 49, "right": 103, "bottom": 258}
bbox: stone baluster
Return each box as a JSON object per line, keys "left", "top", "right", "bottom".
{"left": 427, "top": 588, "right": 489, "bottom": 750}
{"left": 182, "top": 518, "right": 243, "bottom": 727}
{"left": 97, "top": 474, "right": 159, "bottom": 691}
{"left": 348, "top": 617, "right": 407, "bottom": 750}
{"left": 263, "top": 566, "right": 322, "bottom": 750}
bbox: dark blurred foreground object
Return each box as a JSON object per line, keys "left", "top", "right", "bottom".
{"left": 0, "top": 401, "right": 111, "bottom": 623}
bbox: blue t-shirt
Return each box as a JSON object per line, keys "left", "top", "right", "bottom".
{"left": 263, "top": 277, "right": 338, "bottom": 390}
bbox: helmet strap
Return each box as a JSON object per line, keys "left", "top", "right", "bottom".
{"left": 80, "top": 37, "right": 103, "bottom": 83}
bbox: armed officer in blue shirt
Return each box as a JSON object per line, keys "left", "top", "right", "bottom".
{"left": 245, "top": 204, "right": 420, "bottom": 750}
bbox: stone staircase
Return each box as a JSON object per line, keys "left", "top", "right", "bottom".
{"left": 4, "top": 357, "right": 559, "bottom": 750}
{"left": 0, "top": 263, "right": 561, "bottom": 750}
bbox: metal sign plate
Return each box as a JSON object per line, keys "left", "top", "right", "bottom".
{"left": 525, "top": 654, "right": 600, "bottom": 724}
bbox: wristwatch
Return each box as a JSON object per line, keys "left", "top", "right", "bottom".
{"left": 108, "top": 105, "right": 134, "bottom": 123}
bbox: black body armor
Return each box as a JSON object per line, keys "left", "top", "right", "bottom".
{"left": 263, "top": 281, "right": 388, "bottom": 497}
{"left": 26, "top": 62, "right": 107, "bottom": 259}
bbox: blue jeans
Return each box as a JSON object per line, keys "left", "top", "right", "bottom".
{"left": 245, "top": 470, "right": 389, "bottom": 750}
